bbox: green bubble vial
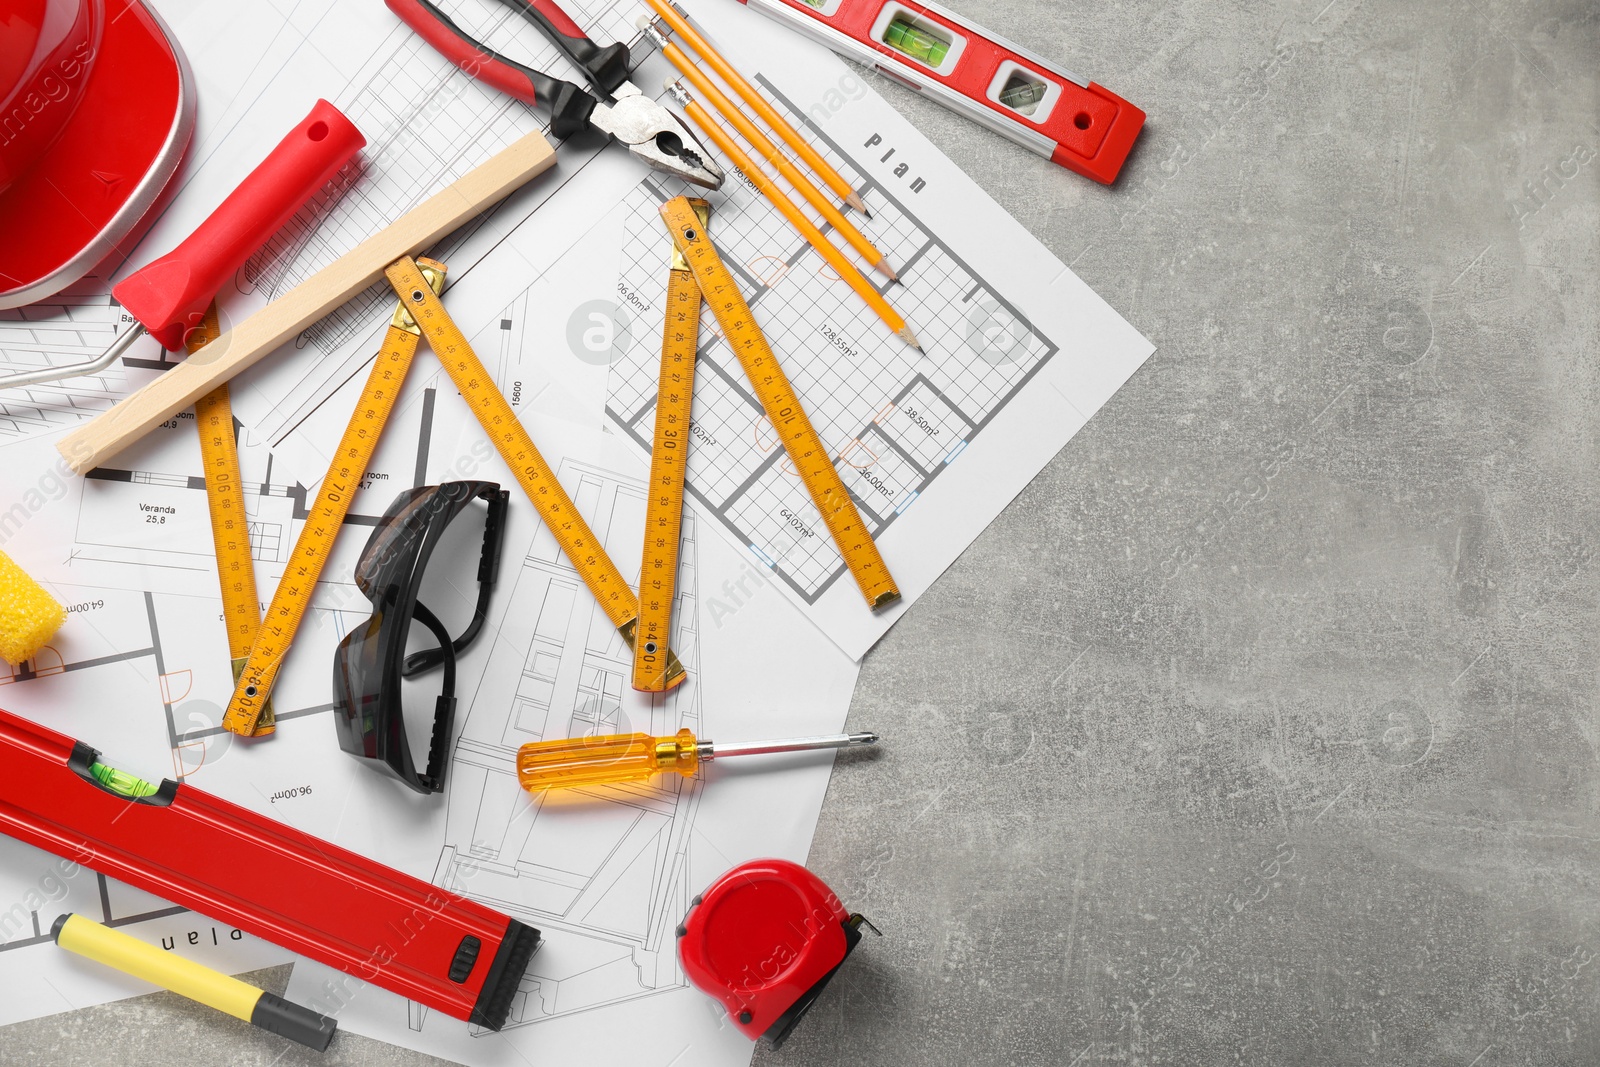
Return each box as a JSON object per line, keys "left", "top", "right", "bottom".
{"left": 883, "top": 18, "right": 951, "bottom": 67}
{"left": 90, "top": 762, "right": 159, "bottom": 798}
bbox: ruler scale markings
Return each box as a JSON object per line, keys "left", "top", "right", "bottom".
{"left": 191, "top": 305, "right": 275, "bottom": 734}
{"left": 382, "top": 257, "right": 686, "bottom": 690}
{"left": 660, "top": 197, "right": 899, "bottom": 610}
{"left": 634, "top": 200, "right": 709, "bottom": 692}
{"left": 221, "top": 261, "right": 447, "bottom": 737}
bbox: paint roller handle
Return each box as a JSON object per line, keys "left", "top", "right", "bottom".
{"left": 111, "top": 99, "right": 365, "bottom": 351}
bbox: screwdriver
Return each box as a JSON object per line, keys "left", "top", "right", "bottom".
{"left": 517, "top": 728, "right": 879, "bottom": 792}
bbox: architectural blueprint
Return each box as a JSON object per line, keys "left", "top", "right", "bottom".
{"left": 605, "top": 0, "right": 1154, "bottom": 658}
{"left": 1, "top": 352, "right": 857, "bottom": 1056}
{"left": 0, "top": 374, "right": 535, "bottom": 1024}
{"left": 0, "top": 0, "right": 1151, "bottom": 1052}
{"left": 284, "top": 424, "right": 860, "bottom": 1067}
{"left": 425, "top": 454, "right": 705, "bottom": 1030}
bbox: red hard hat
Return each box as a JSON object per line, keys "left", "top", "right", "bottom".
{"left": 0, "top": 0, "right": 194, "bottom": 307}
{"left": 0, "top": 0, "right": 98, "bottom": 191}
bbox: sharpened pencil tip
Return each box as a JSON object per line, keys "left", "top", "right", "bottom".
{"left": 876, "top": 259, "right": 899, "bottom": 282}
{"left": 898, "top": 326, "right": 922, "bottom": 350}
{"left": 846, "top": 191, "right": 869, "bottom": 215}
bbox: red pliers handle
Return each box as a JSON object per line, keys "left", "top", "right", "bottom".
{"left": 388, "top": 0, "right": 725, "bottom": 188}
{"left": 387, "top": 0, "right": 599, "bottom": 137}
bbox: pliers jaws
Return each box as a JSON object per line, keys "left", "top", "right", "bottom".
{"left": 590, "top": 94, "right": 724, "bottom": 189}
{"left": 388, "top": 0, "right": 723, "bottom": 189}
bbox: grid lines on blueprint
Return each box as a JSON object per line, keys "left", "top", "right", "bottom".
{"left": 244, "top": 0, "right": 641, "bottom": 444}
{"left": 606, "top": 77, "right": 1057, "bottom": 603}
{"left": 0, "top": 289, "right": 124, "bottom": 440}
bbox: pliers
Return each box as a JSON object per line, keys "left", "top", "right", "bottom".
{"left": 387, "top": 0, "right": 724, "bottom": 188}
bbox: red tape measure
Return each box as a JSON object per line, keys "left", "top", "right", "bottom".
{"left": 678, "top": 858, "right": 877, "bottom": 1046}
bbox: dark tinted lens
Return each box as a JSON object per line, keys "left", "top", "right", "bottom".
{"left": 335, "top": 483, "right": 496, "bottom": 793}
{"left": 333, "top": 613, "right": 448, "bottom": 781}
{"left": 354, "top": 485, "right": 440, "bottom": 595}
{"left": 332, "top": 615, "right": 386, "bottom": 759}
{"left": 354, "top": 483, "right": 488, "bottom": 597}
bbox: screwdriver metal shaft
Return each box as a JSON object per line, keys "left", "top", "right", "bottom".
{"left": 703, "top": 733, "right": 879, "bottom": 759}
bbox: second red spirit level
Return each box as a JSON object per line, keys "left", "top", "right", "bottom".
{"left": 737, "top": 0, "right": 1145, "bottom": 183}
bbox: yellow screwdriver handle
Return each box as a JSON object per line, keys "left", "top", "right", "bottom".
{"left": 517, "top": 728, "right": 700, "bottom": 792}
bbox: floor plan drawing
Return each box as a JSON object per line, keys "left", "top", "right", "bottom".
{"left": 74, "top": 461, "right": 298, "bottom": 578}
{"left": 0, "top": 867, "right": 185, "bottom": 958}
{"left": 0, "top": 585, "right": 343, "bottom": 782}
{"left": 0, "top": 285, "right": 135, "bottom": 444}
{"left": 416, "top": 457, "right": 703, "bottom": 1033}
{"left": 67, "top": 386, "right": 447, "bottom": 582}
{"left": 605, "top": 77, "right": 1058, "bottom": 605}
{"left": 279, "top": 412, "right": 864, "bottom": 1066}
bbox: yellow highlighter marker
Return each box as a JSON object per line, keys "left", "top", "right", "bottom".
{"left": 53, "top": 913, "right": 336, "bottom": 1051}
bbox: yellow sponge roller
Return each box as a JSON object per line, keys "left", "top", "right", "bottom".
{"left": 0, "top": 549, "right": 65, "bottom": 666}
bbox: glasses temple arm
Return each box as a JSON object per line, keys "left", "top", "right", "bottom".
{"left": 409, "top": 599, "right": 457, "bottom": 794}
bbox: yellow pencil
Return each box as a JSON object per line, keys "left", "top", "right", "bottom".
{"left": 645, "top": 25, "right": 897, "bottom": 281}
{"left": 666, "top": 81, "right": 920, "bottom": 349}
{"left": 645, "top": 0, "right": 869, "bottom": 216}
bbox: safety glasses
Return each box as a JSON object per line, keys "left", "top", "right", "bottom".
{"left": 333, "top": 481, "right": 509, "bottom": 793}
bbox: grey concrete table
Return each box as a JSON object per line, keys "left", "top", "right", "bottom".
{"left": 4, "top": 0, "right": 1596, "bottom": 1063}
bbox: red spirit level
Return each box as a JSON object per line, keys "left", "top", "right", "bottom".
{"left": 0, "top": 706, "right": 538, "bottom": 1030}
{"left": 735, "top": 0, "right": 1144, "bottom": 183}
{"left": 678, "top": 858, "right": 876, "bottom": 1046}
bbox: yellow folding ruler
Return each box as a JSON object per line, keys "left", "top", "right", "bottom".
{"left": 633, "top": 199, "right": 710, "bottom": 692}
{"left": 191, "top": 303, "right": 274, "bottom": 734}
{"left": 382, "top": 256, "right": 687, "bottom": 691}
{"left": 221, "top": 260, "right": 447, "bottom": 737}
{"left": 658, "top": 196, "right": 900, "bottom": 610}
